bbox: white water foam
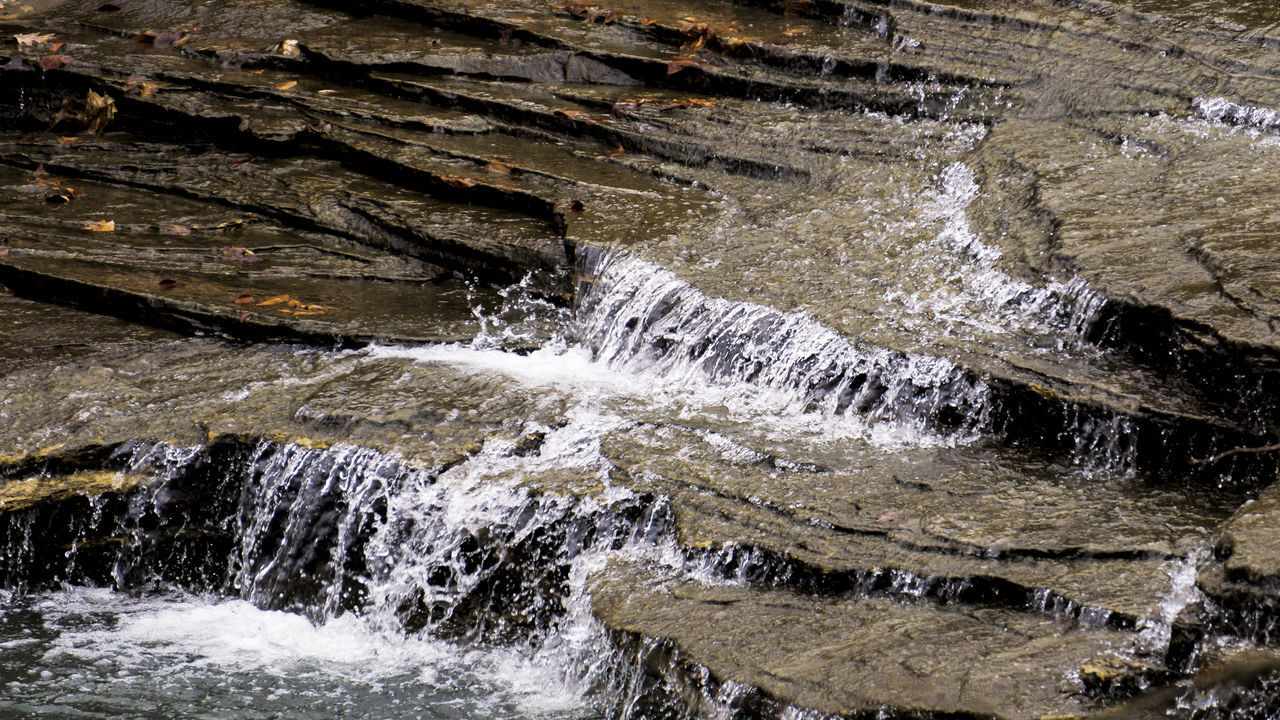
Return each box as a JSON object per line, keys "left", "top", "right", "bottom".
{"left": 903, "top": 162, "right": 1107, "bottom": 343}
{"left": 574, "top": 254, "right": 989, "bottom": 447}
{"left": 1137, "top": 548, "right": 1207, "bottom": 657}
{"left": 15, "top": 586, "right": 586, "bottom": 718}
{"left": 1196, "top": 97, "right": 1280, "bottom": 131}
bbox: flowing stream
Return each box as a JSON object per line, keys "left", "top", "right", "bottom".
{"left": 5, "top": 0, "right": 1280, "bottom": 714}
{"left": 0, "top": 249, "right": 1246, "bottom": 718}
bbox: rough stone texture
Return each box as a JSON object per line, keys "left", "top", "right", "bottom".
{"left": 592, "top": 559, "right": 1122, "bottom": 720}
{"left": 3, "top": 0, "right": 1280, "bottom": 717}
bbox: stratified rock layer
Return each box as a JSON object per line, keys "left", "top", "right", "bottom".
{"left": 4, "top": 0, "right": 1280, "bottom": 717}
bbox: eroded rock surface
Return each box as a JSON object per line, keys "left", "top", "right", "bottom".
{"left": 4, "top": 0, "right": 1280, "bottom": 718}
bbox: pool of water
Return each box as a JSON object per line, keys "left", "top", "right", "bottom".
{"left": 0, "top": 588, "right": 597, "bottom": 720}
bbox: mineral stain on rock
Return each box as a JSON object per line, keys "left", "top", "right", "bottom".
{"left": 4, "top": 0, "right": 1280, "bottom": 718}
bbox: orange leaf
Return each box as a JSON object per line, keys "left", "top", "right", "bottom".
{"left": 37, "top": 54, "right": 70, "bottom": 70}
{"left": 234, "top": 294, "right": 256, "bottom": 304}
{"left": 440, "top": 174, "right": 479, "bottom": 189}
{"left": 256, "top": 294, "right": 290, "bottom": 306}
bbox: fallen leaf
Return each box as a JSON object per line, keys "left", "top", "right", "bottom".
{"left": 57, "top": 136, "right": 79, "bottom": 144}
{"left": 124, "top": 73, "right": 164, "bottom": 98}
{"left": 234, "top": 293, "right": 256, "bottom": 304}
{"left": 485, "top": 161, "right": 512, "bottom": 175}
{"left": 583, "top": 6, "right": 619, "bottom": 23}
{"left": 36, "top": 54, "right": 69, "bottom": 70}
{"left": 780, "top": 27, "right": 809, "bottom": 40}
{"left": 135, "top": 29, "right": 189, "bottom": 47}
{"left": 220, "top": 246, "right": 260, "bottom": 263}
{"left": 665, "top": 57, "right": 702, "bottom": 76}
{"left": 605, "top": 145, "right": 625, "bottom": 158}
{"left": 273, "top": 80, "right": 297, "bottom": 90}
{"left": 157, "top": 278, "right": 179, "bottom": 289}
{"left": 14, "top": 32, "right": 55, "bottom": 46}
{"left": 613, "top": 96, "right": 659, "bottom": 112}
{"left": 440, "top": 174, "right": 479, "bottom": 189}
{"left": 255, "top": 294, "right": 290, "bottom": 306}
{"left": 84, "top": 89, "right": 115, "bottom": 134}
{"left": 48, "top": 41, "right": 64, "bottom": 52}
{"left": 84, "top": 219, "right": 114, "bottom": 232}
{"left": 64, "top": 187, "right": 83, "bottom": 197}
{"left": 270, "top": 38, "right": 300, "bottom": 58}
{"left": 315, "top": 88, "right": 340, "bottom": 96}
{"left": 553, "top": 109, "right": 589, "bottom": 119}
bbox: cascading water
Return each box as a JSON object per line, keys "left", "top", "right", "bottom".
{"left": 575, "top": 252, "right": 992, "bottom": 443}
{"left": 0, "top": 122, "right": 1266, "bottom": 720}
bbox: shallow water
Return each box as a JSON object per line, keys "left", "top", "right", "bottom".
{"left": 0, "top": 588, "right": 596, "bottom": 720}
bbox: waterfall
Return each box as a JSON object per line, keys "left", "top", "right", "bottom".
{"left": 575, "top": 253, "right": 992, "bottom": 443}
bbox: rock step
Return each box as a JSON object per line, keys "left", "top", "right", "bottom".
{"left": 591, "top": 557, "right": 1127, "bottom": 720}
{"left": 593, "top": 423, "right": 1220, "bottom": 638}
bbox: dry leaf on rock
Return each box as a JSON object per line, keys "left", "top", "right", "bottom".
{"left": 36, "top": 54, "right": 69, "bottom": 70}
{"left": 440, "top": 174, "right": 479, "bottom": 189}
{"left": 14, "top": 32, "right": 55, "bottom": 46}
{"left": 135, "top": 29, "right": 189, "bottom": 47}
{"left": 84, "top": 90, "right": 115, "bottom": 134}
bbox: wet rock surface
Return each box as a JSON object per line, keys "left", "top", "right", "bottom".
{"left": 4, "top": 0, "right": 1280, "bottom": 718}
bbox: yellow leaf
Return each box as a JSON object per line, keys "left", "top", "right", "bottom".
{"left": 274, "top": 80, "right": 297, "bottom": 90}
{"left": 255, "top": 294, "right": 290, "bottom": 306}
{"left": 84, "top": 219, "right": 115, "bottom": 232}
{"left": 13, "top": 32, "right": 55, "bottom": 46}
